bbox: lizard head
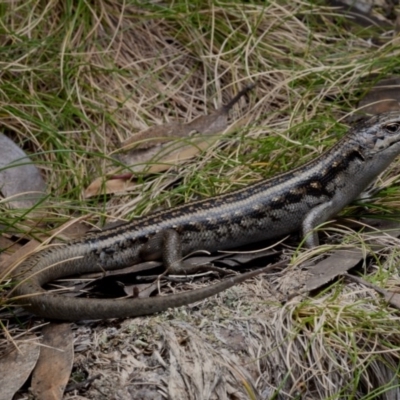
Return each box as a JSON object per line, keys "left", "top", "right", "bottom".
{"left": 357, "top": 111, "right": 400, "bottom": 157}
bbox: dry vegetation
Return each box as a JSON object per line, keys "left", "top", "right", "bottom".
{"left": 2, "top": 0, "right": 400, "bottom": 399}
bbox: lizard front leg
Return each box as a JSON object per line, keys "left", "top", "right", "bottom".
{"left": 302, "top": 200, "right": 335, "bottom": 247}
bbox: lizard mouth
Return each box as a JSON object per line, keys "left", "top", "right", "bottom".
{"left": 373, "top": 137, "right": 400, "bottom": 154}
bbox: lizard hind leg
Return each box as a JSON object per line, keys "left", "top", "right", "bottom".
{"left": 140, "top": 229, "right": 220, "bottom": 275}
{"left": 139, "top": 229, "right": 185, "bottom": 274}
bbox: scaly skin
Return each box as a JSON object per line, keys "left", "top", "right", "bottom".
{"left": 11, "top": 112, "right": 400, "bottom": 320}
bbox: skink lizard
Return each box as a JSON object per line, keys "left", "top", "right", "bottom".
{"left": 11, "top": 111, "right": 400, "bottom": 320}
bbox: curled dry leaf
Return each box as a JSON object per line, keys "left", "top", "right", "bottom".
{"left": 0, "top": 134, "right": 46, "bottom": 210}
{"left": 84, "top": 83, "right": 255, "bottom": 198}
{"left": 84, "top": 137, "right": 216, "bottom": 197}
{"left": 117, "top": 82, "right": 255, "bottom": 153}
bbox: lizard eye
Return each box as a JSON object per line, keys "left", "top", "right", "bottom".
{"left": 383, "top": 122, "right": 400, "bottom": 134}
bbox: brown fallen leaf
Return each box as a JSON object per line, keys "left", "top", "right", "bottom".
{"left": 358, "top": 76, "right": 400, "bottom": 115}
{"left": 0, "top": 134, "right": 46, "bottom": 210}
{"left": 84, "top": 83, "right": 255, "bottom": 198}
{"left": 85, "top": 158, "right": 184, "bottom": 198}
{"left": 305, "top": 248, "right": 364, "bottom": 291}
{"left": 305, "top": 218, "right": 400, "bottom": 292}
{"left": 118, "top": 82, "right": 255, "bottom": 152}
{"left": 104, "top": 260, "right": 163, "bottom": 277}
{"left": 84, "top": 173, "right": 140, "bottom": 198}
{"left": 216, "top": 249, "right": 279, "bottom": 266}
{"left": 0, "top": 339, "right": 40, "bottom": 400}
{"left": 31, "top": 323, "right": 74, "bottom": 400}
{"left": 116, "top": 134, "right": 225, "bottom": 172}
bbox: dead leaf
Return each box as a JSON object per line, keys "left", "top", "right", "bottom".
{"left": 364, "top": 217, "right": 400, "bottom": 235}
{"left": 358, "top": 77, "right": 400, "bottom": 114}
{"left": 115, "top": 134, "right": 222, "bottom": 172}
{"left": 306, "top": 218, "right": 400, "bottom": 292}
{"left": 84, "top": 83, "right": 255, "bottom": 197}
{"left": 0, "top": 339, "right": 40, "bottom": 400}
{"left": 31, "top": 323, "right": 74, "bottom": 400}
{"left": 118, "top": 82, "right": 255, "bottom": 152}
{"left": 84, "top": 175, "right": 139, "bottom": 198}
{"left": 84, "top": 135, "right": 234, "bottom": 197}
{"left": 305, "top": 249, "right": 364, "bottom": 291}
{"left": 216, "top": 249, "right": 279, "bottom": 266}
{"left": 382, "top": 291, "right": 400, "bottom": 309}
{"left": 0, "top": 134, "right": 46, "bottom": 210}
